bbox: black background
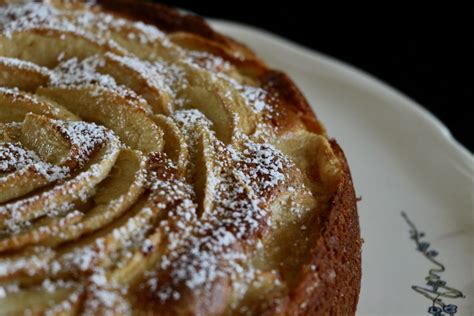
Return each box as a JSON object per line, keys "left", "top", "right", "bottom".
{"left": 157, "top": 1, "right": 473, "bottom": 151}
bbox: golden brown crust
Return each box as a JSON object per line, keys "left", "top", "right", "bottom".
{"left": 259, "top": 70, "right": 326, "bottom": 135}
{"left": 286, "top": 140, "right": 361, "bottom": 315}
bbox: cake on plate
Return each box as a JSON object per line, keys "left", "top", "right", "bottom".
{"left": 0, "top": 1, "right": 361, "bottom": 314}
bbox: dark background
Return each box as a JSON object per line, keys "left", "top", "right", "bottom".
{"left": 157, "top": 1, "right": 473, "bottom": 151}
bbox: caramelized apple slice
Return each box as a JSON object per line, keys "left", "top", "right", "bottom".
{"left": 41, "top": 288, "right": 83, "bottom": 316}
{"left": 180, "top": 86, "right": 234, "bottom": 144}
{"left": 0, "top": 177, "right": 151, "bottom": 279}
{"left": 109, "top": 154, "right": 196, "bottom": 286}
{"left": 0, "top": 166, "right": 54, "bottom": 203}
{"left": 80, "top": 282, "right": 130, "bottom": 316}
{"left": 170, "top": 32, "right": 247, "bottom": 79}
{"left": 98, "top": 53, "right": 173, "bottom": 114}
{"left": 38, "top": 86, "right": 163, "bottom": 153}
{"left": 0, "top": 150, "right": 144, "bottom": 251}
{"left": 0, "top": 210, "right": 83, "bottom": 252}
{"left": 20, "top": 113, "right": 75, "bottom": 166}
{"left": 57, "top": 8, "right": 183, "bottom": 61}
{"left": 152, "top": 114, "right": 188, "bottom": 177}
{"left": 277, "top": 130, "right": 341, "bottom": 195}
{"left": 0, "top": 143, "right": 68, "bottom": 204}
{"left": 1, "top": 113, "right": 78, "bottom": 203}
{"left": 170, "top": 32, "right": 228, "bottom": 58}
{"left": 207, "top": 75, "right": 257, "bottom": 139}
{"left": 93, "top": 199, "right": 164, "bottom": 269}
{"left": 44, "top": 194, "right": 164, "bottom": 280}
{"left": 50, "top": 55, "right": 153, "bottom": 115}
{"left": 42, "top": 149, "right": 146, "bottom": 246}
{"left": 234, "top": 270, "right": 287, "bottom": 315}
{"left": 0, "top": 131, "right": 120, "bottom": 229}
{"left": 0, "top": 57, "right": 51, "bottom": 92}
{"left": 0, "top": 113, "right": 108, "bottom": 204}
{"left": 0, "top": 149, "right": 143, "bottom": 279}
{"left": 109, "top": 226, "right": 164, "bottom": 286}
{"left": 0, "top": 88, "right": 78, "bottom": 123}
{"left": 0, "top": 28, "right": 125, "bottom": 67}
{"left": 94, "top": 16, "right": 182, "bottom": 62}
{"left": 192, "top": 129, "right": 219, "bottom": 216}
{"left": 180, "top": 65, "right": 257, "bottom": 144}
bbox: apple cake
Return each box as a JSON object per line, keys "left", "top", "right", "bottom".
{"left": 0, "top": 0, "right": 361, "bottom": 315}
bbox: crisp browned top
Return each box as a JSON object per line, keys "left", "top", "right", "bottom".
{"left": 0, "top": 1, "right": 360, "bottom": 315}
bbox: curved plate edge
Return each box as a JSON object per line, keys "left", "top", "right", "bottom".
{"left": 209, "top": 19, "right": 473, "bottom": 172}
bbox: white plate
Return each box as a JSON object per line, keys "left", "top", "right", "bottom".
{"left": 211, "top": 20, "right": 473, "bottom": 315}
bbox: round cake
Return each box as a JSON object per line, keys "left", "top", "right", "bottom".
{"left": 0, "top": 1, "right": 361, "bottom": 315}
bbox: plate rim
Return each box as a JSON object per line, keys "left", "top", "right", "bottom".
{"left": 209, "top": 19, "right": 473, "bottom": 170}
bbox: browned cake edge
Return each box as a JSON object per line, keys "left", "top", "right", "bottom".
{"left": 97, "top": 1, "right": 362, "bottom": 314}
{"left": 286, "top": 140, "right": 361, "bottom": 315}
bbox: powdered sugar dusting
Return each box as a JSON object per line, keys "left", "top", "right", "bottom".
{"left": 52, "top": 118, "right": 114, "bottom": 167}
{"left": 140, "top": 132, "right": 291, "bottom": 303}
{"left": 0, "top": 56, "right": 51, "bottom": 76}
{"left": 104, "top": 53, "right": 188, "bottom": 104}
{"left": 0, "top": 2, "right": 120, "bottom": 49}
{"left": 0, "top": 142, "right": 69, "bottom": 182}
{"left": 0, "top": 129, "right": 119, "bottom": 232}
{"left": 50, "top": 56, "right": 146, "bottom": 104}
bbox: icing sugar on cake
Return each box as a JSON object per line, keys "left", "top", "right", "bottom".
{"left": 0, "top": 1, "right": 360, "bottom": 314}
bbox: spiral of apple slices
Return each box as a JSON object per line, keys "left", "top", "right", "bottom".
{"left": 0, "top": 1, "right": 348, "bottom": 315}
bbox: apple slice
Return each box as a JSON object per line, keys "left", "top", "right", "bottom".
{"left": 0, "top": 28, "right": 125, "bottom": 68}
{"left": 152, "top": 114, "right": 188, "bottom": 177}
{"left": 98, "top": 53, "right": 174, "bottom": 115}
{"left": 0, "top": 128, "right": 120, "bottom": 230}
{"left": 0, "top": 87, "right": 78, "bottom": 123}
{"left": 0, "top": 113, "right": 109, "bottom": 204}
{"left": 37, "top": 85, "right": 163, "bottom": 153}
{"left": 42, "top": 149, "right": 146, "bottom": 247}
{"left": 57, "top": 7, "right": 182, "bottom": 61}
{"left": 180, "top": 86, "right": 234, "bottom": 144}
{"left": 109, "top": 154, "right": 196, "bottom": 286}
{"left": 179, "top": 64, "right": 257, "bottom": 144}
{"left": 192, "top": 129, "right": 219, "bottom": 217}
{"left": 0, "top": 122, "right": 21, "bottom": 142}
{"left": 277, "top": 130, "right": 341, "bottom": 195}
{"left": 20, "top": 113, "right": 76, "bottom": 167}
{"left": 0, "top": 149, "right": 145, "bottom": 252}
{"left": 169, "top": 31, "right": 267, "bottom": 78}
{"left": 0, "top": 165, "right": 59, "bottom": 204}
{"left": 0, "top": 210, "right": 84, "bottom": 252}
{"left": 0, "top": 57, "right": 51, "bottom": 92}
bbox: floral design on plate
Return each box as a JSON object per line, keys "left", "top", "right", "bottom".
{"left": 402, "top": 212, "right": 465, "bottom": 315}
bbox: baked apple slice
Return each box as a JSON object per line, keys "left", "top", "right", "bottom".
{"left": 38, "top": 85, "right": 163, "bottom": 153}
{"left": 43, "top": 149, "right": 147, "bottom": 247}
{"left": 0, "top": 87, "right": 78, "bottom": 123}
{"left": 0, "top": 119, "right": 120, "bottom": 230}
{"left": 98, "top": 53, "right": 174, "bottom": 114}
{"left": 0, "top": 56, "right": 51, "bottom": 91}
{"left": 0, "top": 28, "right": 125, "bottom": 68}
{"left": 152, "top": 114, "right": 189, "bottom": 177}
